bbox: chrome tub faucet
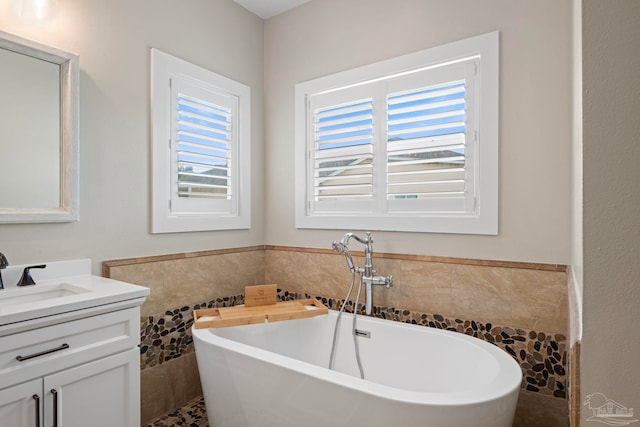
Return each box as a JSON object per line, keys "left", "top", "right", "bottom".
{"left": 332, "top": 232, "right": 393, "bottom": 315}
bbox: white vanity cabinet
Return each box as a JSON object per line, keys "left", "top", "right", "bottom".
{"left": 42, "top": 348, "right": 139, "bottom": 427}
{"left": 0, "top": 307, "right": 142, "bottom": 427}
{"left": 0, "top": 378, "right": 41, "bottom": 426}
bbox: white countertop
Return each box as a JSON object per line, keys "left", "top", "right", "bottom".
{"left": 0, "top": 259, "right": 149, "bottom": 330}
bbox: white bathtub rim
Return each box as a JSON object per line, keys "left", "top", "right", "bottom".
{"left": 192, "top": 311, "right": 522, "bottom": 406}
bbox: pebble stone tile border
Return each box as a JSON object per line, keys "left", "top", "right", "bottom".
{"left": 139, "top": 289, "right": 567, "bottom": 399}
{"left": 140, "top": 295, "right": 243, "bottom": 369}
{"left": 143, "top": 395, "right": 208, "bottom": 427}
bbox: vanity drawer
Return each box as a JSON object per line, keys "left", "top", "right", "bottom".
{"left": 0, "top": 307, "right": 139, "bottom": 389}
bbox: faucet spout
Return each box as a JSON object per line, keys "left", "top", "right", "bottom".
{"left": 0, "top": 252, "right": 8, "bottom": 290}
{"left": 334, "top": 232, "right": 367, "bottom": 249}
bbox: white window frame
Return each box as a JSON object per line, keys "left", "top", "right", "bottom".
{"left": 151, "top": 48, "right": 251, "bottom": 233}
{"left": 295, "top": 31, "right": 499, "bottom": 235}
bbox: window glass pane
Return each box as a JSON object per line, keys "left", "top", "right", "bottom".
{"left": 313, "top": 98, "right": 374, "bottom": 201}
{"left": 176, "top": 93, "right": 232, "bottom": 199}
{"left": 387, "top": 81, "right": 466, "bottom": 141}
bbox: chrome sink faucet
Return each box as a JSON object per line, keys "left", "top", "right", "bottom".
{"left": 332, "top": 232, "right": 393, "bottom": 315}
{"left": 0, "top": 252, "right": 8, "bottom": 290}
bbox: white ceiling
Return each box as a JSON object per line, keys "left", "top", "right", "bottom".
{"left": 233, "top": 0, "right": 312, "bottom": 19}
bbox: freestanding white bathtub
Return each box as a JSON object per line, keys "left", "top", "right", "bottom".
{"left": 193, "top": 310, "right": 522, "bottom": 427}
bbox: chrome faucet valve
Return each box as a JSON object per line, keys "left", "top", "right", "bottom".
{"left": 332, "top": 232, "right": 393, "bottom": 315}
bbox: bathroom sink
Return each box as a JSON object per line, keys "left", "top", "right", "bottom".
{"left": 0, "top": 282, "right": 91, "bottom": 307}
{"left": 0, "top": 259, "right": 149, "bottom": 333}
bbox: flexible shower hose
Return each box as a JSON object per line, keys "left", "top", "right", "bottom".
{"left": 329, "top": 270, "right": 366, "bottom": 379}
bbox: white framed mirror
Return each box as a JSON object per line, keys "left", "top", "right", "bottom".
{"left": 0, "top": 30, "right": 79, "bottom": 223}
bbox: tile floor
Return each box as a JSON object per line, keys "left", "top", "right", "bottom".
{"left": 143, "top": 395, "right": 209, "bottom": 427}
{"left": 143, "top": 391, "right": 568, "bottom": 427}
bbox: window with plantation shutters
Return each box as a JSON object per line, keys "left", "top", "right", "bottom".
{"left": 175, "top": 94, "right": 232, "bottom": 201}
{"left": 295, "top": 31, "right": 498, "bottom": 234}
{"left": 171, "top": 77, "right": 236, "bottom": 215}
{"left": 152, "top": 49, "right": 251, "bottom": 233}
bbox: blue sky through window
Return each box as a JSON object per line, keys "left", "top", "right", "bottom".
{"left": 387, "top": 81, "right": 466, "bottom": 141}
{"left": 177, "top": 93, "right": 232, "bottom": 169}
{"left": 315, "top": 99, "right": 374, "bottom": 150}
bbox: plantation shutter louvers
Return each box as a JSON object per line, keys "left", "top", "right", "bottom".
{"left": 170, "top": 75, "right": 239, "bottom": 215}
{"left": 176, "top": 94, "right": 232, "bottom": 199}
{"left": 313, "top": 98, "right": 374, "bottom": 202}
{"left": 386, "top": 80, "right": 467, "bottom": 201}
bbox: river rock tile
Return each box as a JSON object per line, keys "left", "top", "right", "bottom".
{"left": 143, "top": 395, "right": 208, "bottom": 427}
{"left": 139, "top": 289, "right": 567, "bottom": 400}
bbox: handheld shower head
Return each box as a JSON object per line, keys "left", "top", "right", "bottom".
{"left": 332, "top": 240, "right": 355, "bottom": 272}
{"left": 332, "top": 241, "right": 345, "bottom": 254}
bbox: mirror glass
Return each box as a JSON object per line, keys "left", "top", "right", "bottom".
{"left": 0, "top": 47, "right": 60, "bottom": 209}
{"left": 0, "top": 31, "right": 78, "bottom": 223}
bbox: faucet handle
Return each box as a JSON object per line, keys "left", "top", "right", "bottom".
{"left": 0, "top": 253, "right": 8, "bottom": 269}
{"left": 17, "top": 264, "right": 46, "bottom": 287}
{"left": 386, "top": 275, "right": 393, "bottom": 288}
{"left": 0, "top": 253, "right": 7, "bottom": 290}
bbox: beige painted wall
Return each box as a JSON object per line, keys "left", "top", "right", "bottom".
{"left": 581, "top": 0, "right": 640, "bottom": 424}
{"left": 264, "top": 0, "right": 573, "bottom": 265}
{"left": 0, "top": 0, "right": 265, "bottom": 272}
{"left": 0, "top": 2, "right": 573, "bottom": 275}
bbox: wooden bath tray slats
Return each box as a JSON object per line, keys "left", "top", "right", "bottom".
{"left": 193, "top": 298, "right": 328, "bottom": 329}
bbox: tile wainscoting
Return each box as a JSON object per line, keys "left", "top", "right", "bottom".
{"left": 104, "top": 245, "right": 570, "bottom": 426}
{"left": 105, "top": 248, "right": 264, "bottom": 422}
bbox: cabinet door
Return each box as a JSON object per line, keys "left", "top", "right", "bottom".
{"left": 0, "top": 378, "right": 42, "bottom": 427}
{"left": 44, "top": 349, "right": 139, "bottom": 427}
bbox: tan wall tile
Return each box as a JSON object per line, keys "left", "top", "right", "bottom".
{"left": 197, "top": 250, "right": 265, "bottom": 297}
{"left": 265, "top": 250, "right": 350, "bottom": 299}
{"left": 111, "top": 250, "right": 265, "bottom": 317}
{"left": 163, "top": 257, "right": 208, "bottom": 305}
{"left": 164, "top": 352, "right": 203, "bottom": 409}
{"left": 141, "top": 353, "right": 203, "bottom": 425}
{"left": 109, "top": 262, "right": 169, "bottom": 318}
{"left": 266, "top": 249, "right": 568, "bottom": 334}
{"left": 108, "top": 249, "right": 568, "bottom": 334}
{"left": 395, "top": 260, "right": 452, "bottom": 314}
{"left": 513, "top": 391, "right": 569, "bottom": 427}
{"left": 140, "top": 364, "right": 175, "bottom": 424}
{"left": 569, "top": 342, "right": 580, "bottom": 426}
{"left": 451, "top": 265, "right": 513, "bottom": 324}
{"left": 512, "top": 269, "right": 568, "bottom": 333}
{"left": 110, "top": 248, "right": 568, "bottom": 335}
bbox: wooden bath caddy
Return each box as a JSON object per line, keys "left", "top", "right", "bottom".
{"left": 193, "top": 285, "right": 328, "bottom": 329}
